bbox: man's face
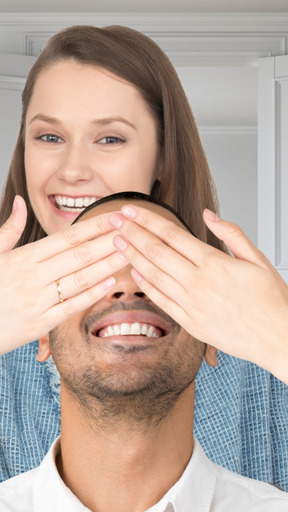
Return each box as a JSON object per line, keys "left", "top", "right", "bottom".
{"left": 43, "top": 199, "right": 212, "bottom": 417}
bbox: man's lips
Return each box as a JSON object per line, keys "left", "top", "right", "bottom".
{"left": 90, "top": 311, "right": 170, "bottom": 340}
{"left": 97, "top": 322, "right": 163, "bottom": 339}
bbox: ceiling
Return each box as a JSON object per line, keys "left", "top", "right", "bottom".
{"left": 0, "top": 0, "right": 288, "bottom": 13}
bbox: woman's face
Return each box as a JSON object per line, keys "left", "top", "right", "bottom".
{"left": 24, "top": 60, "right": 160, "bottom": 234}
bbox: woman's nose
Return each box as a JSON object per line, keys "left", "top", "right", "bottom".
{"left": 57, "top": 143, "right": 94, "bottom": 184}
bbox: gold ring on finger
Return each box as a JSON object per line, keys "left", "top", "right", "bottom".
{"left": 56, "top": 278, "right": 64, "bottom": 303}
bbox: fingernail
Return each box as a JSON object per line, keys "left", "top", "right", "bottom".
{"left": 204, "top": 209, "right": 220, "bottom": 222}
{"left": 113, "top": 235, "right": 127, "bottom": 251}
{"left": 130, "top": 268, "right": 143, "bottom": 282}
{"left": 100, "top": 276, "right": 116, "bottom": 290}
{"left": 109, "top": 213, "right": 123, "bottom": 229}
{"left": 121, "top": 206, "right": 137, "bottom": 219}
{"left": 118, "top": 252, "right": 127, "bottom": 262}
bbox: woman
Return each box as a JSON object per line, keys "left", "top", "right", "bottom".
{"left": 0, "top": 25, "right": 287, "bottom": 489}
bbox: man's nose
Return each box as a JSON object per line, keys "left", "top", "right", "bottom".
{"left": 105, "top": 266, "right": 148, "bottom": 302}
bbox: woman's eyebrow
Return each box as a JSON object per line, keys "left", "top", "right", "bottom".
{"left": 27, "top": 114, "right": 61, "bottom": 127}
{"left": 27, "top": 114, "right": 136, "bottom": 131}
{"left": 92, "top": 117, "right": 137, "bottom": 130}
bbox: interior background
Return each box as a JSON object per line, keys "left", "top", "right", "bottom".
{"left": 0, "top": 0, "right": 287, "bottom": 247}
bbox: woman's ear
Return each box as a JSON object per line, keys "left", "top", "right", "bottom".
{"left": 37, "top": 334, "right": 51, "bottom": 362}
{"left": 205, "top": 345, "right": 218, "bottom": 367}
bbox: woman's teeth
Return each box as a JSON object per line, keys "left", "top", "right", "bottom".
{"left": 54, "top": 195, "right": 97, "bottom": 211}
{"left": 97, "top": 323, "right": 163, "bottom": 339}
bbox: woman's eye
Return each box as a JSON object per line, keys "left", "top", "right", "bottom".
{"left": 98, "top": 136, "right": 124, "bottom": 144}
{"left": 37, "top": 134, "right": 63, "bottom": 143}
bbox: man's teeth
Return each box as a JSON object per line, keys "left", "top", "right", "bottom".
{"left": 54, "top": 195, "right": 97, "bottom": 211}
{"left": 98, "top": 323, "right": 162, "bottom": 338}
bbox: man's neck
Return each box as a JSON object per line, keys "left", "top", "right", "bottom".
{"left": 57, "top": 384, "right": 195, "bottom": 512}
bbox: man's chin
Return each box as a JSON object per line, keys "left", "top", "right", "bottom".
{"left": 85, "top": 368, "right": 159, "bottom": 398}
{"left": 64, "top": 369, "right": 186, "bottom": 429}
{"left": 64, "top": 360, "right": 181, "bottom": 402}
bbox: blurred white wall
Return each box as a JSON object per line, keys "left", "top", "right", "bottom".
{"left": 200, "top": 130, "right": 257, "bottom": 244}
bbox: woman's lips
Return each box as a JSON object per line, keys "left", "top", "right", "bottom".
{"left": 54, "top": 195, "right": 98, "bottom": 210}
{"left": 49, "top": 195, "right": 100, "bottom": 219}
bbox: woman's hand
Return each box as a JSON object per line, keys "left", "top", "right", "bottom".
{"left": 0, "top": 196, "right": 127, "bottom": 354}
{"left": 109, "top": 205, "right": 288, "bottom": 384}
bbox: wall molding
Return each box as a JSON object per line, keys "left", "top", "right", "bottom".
{"left": 199, "top": 126, "right": 257, "bottom": 135}
{"left": 0, "top": 13, "right": 287, "bottom": 66}
{"left": 258, "top": 56, "right": 288, "bottom": 281}
{"left": 275, "top": 77, "right": 288, "bottom": 269}
{"left": 0, "top": 12, "right": 288, "bottom": 29}
{"left": 24, "top": 32, "right": 286, "bottom": 65}
{"left": 0, "top": 76, "right": 25, "bottom": 91}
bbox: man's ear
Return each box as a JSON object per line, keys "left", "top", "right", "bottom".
{"left": 37, "top": 334, "right": 51, "bottom": 362}
{"left": 204, "top": 345, "right": 218, "bottom": 367}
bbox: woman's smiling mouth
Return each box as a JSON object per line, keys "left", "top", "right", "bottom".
{"left": 53, "top": 195, "right": 99, "bottom": 213}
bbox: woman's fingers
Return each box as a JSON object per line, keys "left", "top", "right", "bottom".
{"left": 51, "top": 276, "right": 117, "bottom": 325}
{"left": 114, "top": 205, "right": 272, "bottom": 285}
{"left": 0, "top": 196, "right": 27, "bottom": 253}
{"left": 45, "top": 250, "right": 128, "bottom": 308}
{"left": 203, "top": 208, "right": 268, "bottom": 265}
{"left": 119, "top": 205, "right": 207, "bottom": 266}
{"left": 9, "top": 216, "right": 120, "bottom": 309}
{"left": 0, "top": 207, "right": 131, "bottom": 354}
{"left": 111, "top": 215, "right": 197, "bottom": 283}
{"left": 5, "top": 268, "right": 120, "bottom": 354}
{"left": 113, "top": 233, "right": 188, "bottom": 303}
{"left": 0, "top": 245, "right": 128, "bottom": 354}
{"left": 119, "top": 204, "right": 270, "bottom": 271}
{"left": 31, "top": 211, "right": 115, "bottom": 262}
{"left": 130, "top": 267, "right": 191, "bottom": 331}
{"left": 109, "top": 206, "right": 288, "bottom": 383}
{"left": 41, "top": 230, "right": 118, "bottom": 284}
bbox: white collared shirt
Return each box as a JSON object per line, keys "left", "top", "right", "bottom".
{"left": 0, "top": 437, "right": 287, "bottom": 511}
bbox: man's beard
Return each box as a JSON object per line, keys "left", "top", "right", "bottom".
{"left": 60, "top": 352, "right": 197, "bottom": 431}
{"left": 49, "top": 301, "right": 205, "bottom": 432}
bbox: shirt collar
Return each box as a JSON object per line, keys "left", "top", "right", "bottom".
{"left": 145, "top": 439, "right": 216, "bottom": 512}
{"left": 33, "top": 437, "right": 90, "bottom": 511}
{"left": 33, "top": 437, "right": 216, "bottom": 512}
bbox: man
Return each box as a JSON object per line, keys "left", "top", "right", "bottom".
{"left": 0, "top": 194, "right": 287, "bottom": 511}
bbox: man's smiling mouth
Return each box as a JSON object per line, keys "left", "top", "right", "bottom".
{"left": 95, "top": 322, "right": 164, "bottom": 339}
